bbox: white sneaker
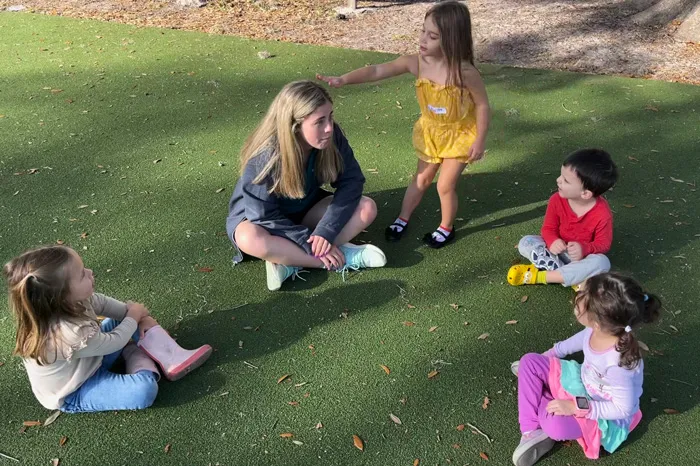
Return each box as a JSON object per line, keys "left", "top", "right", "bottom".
{"left": 265, "top": 262, "right": 306, "bottom": 291}
{"left": 339, "top": 243, "right": 387, "bottom": 269}
{"left": 511, "top": 360, "right": 520, "bottom": 377}
{"left": 512, "top": 429, "right": 555, "bottom": 466}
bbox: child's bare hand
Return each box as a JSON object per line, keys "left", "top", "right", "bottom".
{"left": 567, "top": 242, "right": 583, "bottom": 261}
{"left": 467, "top": 140, "right": 486, "bottom": 163}
{"left": 138, "top": 316, "right": 159, "bottom": 339}
{"left": 316, "top": 74, "right": 344, "bottom": 88}
{"left": 126, "top": 301, "right": 150, "bottom": 323}
{"left": 546, "top": 399, "right": 576, "bottom": 416}
{"left": 550, "top": 239, "right": 567, "bottom": 255}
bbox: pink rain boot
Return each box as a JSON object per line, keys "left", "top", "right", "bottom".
{"left": 122, "top": 342, "right": 160, "bottom": 381}
{"left": 137, "top": 325, "right": 212, "bottom": 381}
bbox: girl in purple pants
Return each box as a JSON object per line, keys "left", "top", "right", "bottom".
{"left": 512, "top": 272, "right": 660, "bottom": 466}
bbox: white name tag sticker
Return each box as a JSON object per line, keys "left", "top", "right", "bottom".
{"left": 428, "top": 105, "right": 447, "bottom": 115}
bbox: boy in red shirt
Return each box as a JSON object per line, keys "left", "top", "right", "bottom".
{"left": 507, "top": 149, "right": 618, "bottom": 287}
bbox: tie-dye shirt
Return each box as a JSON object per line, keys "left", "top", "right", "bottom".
{"left": 550, "top": 328, "right": 643, "bottom": 421}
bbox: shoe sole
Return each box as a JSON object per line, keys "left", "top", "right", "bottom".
{"left": 266, "top": 261, "right": 283, "bottom": 291}
{"left": 165, "top": 345, "right": 213, "bottom": 382}
{"left": 512, "top": 436, "right": 555, "bottom": 466}
{"left": 343, "top": 243, "right": 387, "bottom": 267}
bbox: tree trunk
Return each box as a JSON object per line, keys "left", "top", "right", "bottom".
{"left": 347, "top": 0, "right": 357, "bottom": 9}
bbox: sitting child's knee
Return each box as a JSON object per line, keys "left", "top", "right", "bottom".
{"left": 519, "top": 352, "right": 541, "bottom": 368}
{"left": 134, "top": 378, "right": 159, "bottom": 409}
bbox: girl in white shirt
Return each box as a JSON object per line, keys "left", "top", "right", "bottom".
{"left": 4, "top": 245, "right": 212, "bottom": 412}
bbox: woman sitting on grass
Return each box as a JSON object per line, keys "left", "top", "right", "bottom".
{"left": 226, "top": 80, "right": 386, "bottom": 291}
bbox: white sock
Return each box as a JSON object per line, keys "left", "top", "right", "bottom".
{"left": 389, "top": 217, "right": 408, "bottom": 232}
{"left": 431, "top": 225, "right": 452, "bottom": 242}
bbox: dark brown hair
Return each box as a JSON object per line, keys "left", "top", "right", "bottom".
{"left": 426, "top": 0, "right": 475, "bottom": 91}
{"left": 575, "top": 272, "right": 660, "bottom": 369}
{"left": 3, "top": 245, "right": 93, "bottom": 364}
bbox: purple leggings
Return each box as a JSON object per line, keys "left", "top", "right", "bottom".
{"left": 518, "top": 353, "right": 583, "bottom": 440}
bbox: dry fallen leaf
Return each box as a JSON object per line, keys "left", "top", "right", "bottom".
{"left": 44, "top": 410, "right": 62, "bottom": 427}
{"left": 280, "top": 432, "right": 294, "bottom": 438}
{"left": 80, "top": 232, "right": 88, "bottom": 239}
{"left": 479, "top": 451, "right": 489, "bottom": 460}
{"left": 277, "top": 374, "right": 291, "bottom": 384}
{"left": 456, "top": 424, "right": 465, "bottom": 431}
{"left": 638, "top": 341, "right": 649, "bottom": 352}
{"left": 380, "top": 364, "right": 391, "bottom": 375}
{"left": 505, "top": 320, "right": 518, "bottom": 325}
{"left": 23, "top": 420, "right": 41, "bottom": 427}
{"left": 413, "top": 460, "right": 420, "bottom": 466}
{"left": 520, "top": 295, "right": 529, "bottom": 303}
{"left": 353, "top": 434, "right": 364, "bottom": 451}
{"left": 403, "top": 321, "right": 415, "bottom": 327}
{"left": 197, "top": 266, "right": 213, "bottom": 272}
{"left": 315, "top": 423, "right": 323, "bottom": 429}
{"left": 288, "top": 401, "right": 299, "bottom": 406}
{"left": 482, "top": 396, "right": 490, "bottom": 410}
{"left": 56, "top": 240, "right": 65, "bottom": 245}
{"left": 292, "top": 440, "right": 304, "bottom": 446}
{"left": 428, "top": 326, "right": 438, "bottom": 332}
{"left": 215, "top": 188, "right": 225, "bottom": 193}
{"left": 664, "top": 408, "right": 680, "bottom": 415}
{"left": 389, "top": 413, "right": 402, "bottom": 425}
{"left": 164, "top": 443, "right": 172, "bottom": 454}
{"left": 477, "top": 333, "right": 489, "bottom": 340}
{"left": 153, "top": 159, "right": 162, "bottom": 164}
{"left": 452, "top": 444, "right": 461, "bottom": 449}
{"left": 427, "top": 370, "right": 439, "bottom": 379}
{"left": 51, "top": 459, "right": 60, "bottom": 466}
{"left": 623, "top": 204, "right": 636, "bottom": 208}
{"left": 406, "top": 303, "right": 416, "bottom": 309}
{"left": 450, "top": 303, "right": 460, "bottom": 310}
{"left": 59, "top": 436, "right": 68, "bottom": 447}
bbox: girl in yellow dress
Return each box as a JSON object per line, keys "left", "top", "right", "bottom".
{"left": 317, "top": 0, "right": 490, "bottom": 248}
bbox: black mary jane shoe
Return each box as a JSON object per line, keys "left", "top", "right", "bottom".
{"left": 423, "top": 229, "right": 456, "bottom": 249}
{"left": 385, "top": 222, "right": 407, "bottom": 242}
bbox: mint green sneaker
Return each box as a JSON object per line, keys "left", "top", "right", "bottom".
{"left": 337, "top": 243, "right": 387, "bottom": 279}
{"left": 265, "top": 261, "right": 306, "bottom": 291}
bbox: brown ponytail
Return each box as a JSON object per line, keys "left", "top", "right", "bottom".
{"left": 3, "top": 246, "right": 92, "bottom": 364}
{"left": 580, "top": 273, "right": 660, "bottom": 369}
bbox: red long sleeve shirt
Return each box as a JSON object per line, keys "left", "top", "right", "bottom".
{"left": 541, "top": 193, "right": 613, "bottom": 257}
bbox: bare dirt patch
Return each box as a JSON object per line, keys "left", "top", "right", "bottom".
{"left": 2, "top": 0, "right": 698, "bottom": 83}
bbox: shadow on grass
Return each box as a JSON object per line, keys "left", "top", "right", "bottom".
{"left": 154, "top": 279, "right": 405, "bottom": 407}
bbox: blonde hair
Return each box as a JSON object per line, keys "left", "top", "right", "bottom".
{"left": 3, "top": 245, "right": 94, "bottom": 365}
{"left": 240, "top": 80, "right": 343, "bottom": 199}
{"left": 426, "top": 1, "right": 475, "bottom": 91}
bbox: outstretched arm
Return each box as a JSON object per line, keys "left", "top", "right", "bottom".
{"left": 317, "top": 55, "right": 418, "bottom": 88}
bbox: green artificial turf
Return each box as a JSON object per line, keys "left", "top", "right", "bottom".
{"left": 1, "top": 11, "right": 700, "bottom": 466}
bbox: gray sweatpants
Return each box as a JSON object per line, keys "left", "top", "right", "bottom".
{"left": 518, "top": 235, "right": 610, "bottom": 287}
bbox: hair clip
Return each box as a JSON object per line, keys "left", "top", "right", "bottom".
{"left": 624, "top": 325, "right": 632, "bottom": 333}
{"left": 643, "top": 294, "right": 649, "bottom": 302}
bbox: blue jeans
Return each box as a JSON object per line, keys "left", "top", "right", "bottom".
{"left": 61, "top": 319, "right": 159, "bottom": 413}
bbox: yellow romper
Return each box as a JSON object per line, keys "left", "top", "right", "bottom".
{"left": 412, "top": 74, "right": 478, "bottom": 164}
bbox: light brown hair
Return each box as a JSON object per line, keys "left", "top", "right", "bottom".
{"left": 3, "top": 246, "right": 93, "bottom": 364}
{"left": 239, "top": 80, "right": 343, "bottom": 199}
{"left": 426, "top": 1, "right": 475, "bottom": 91}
